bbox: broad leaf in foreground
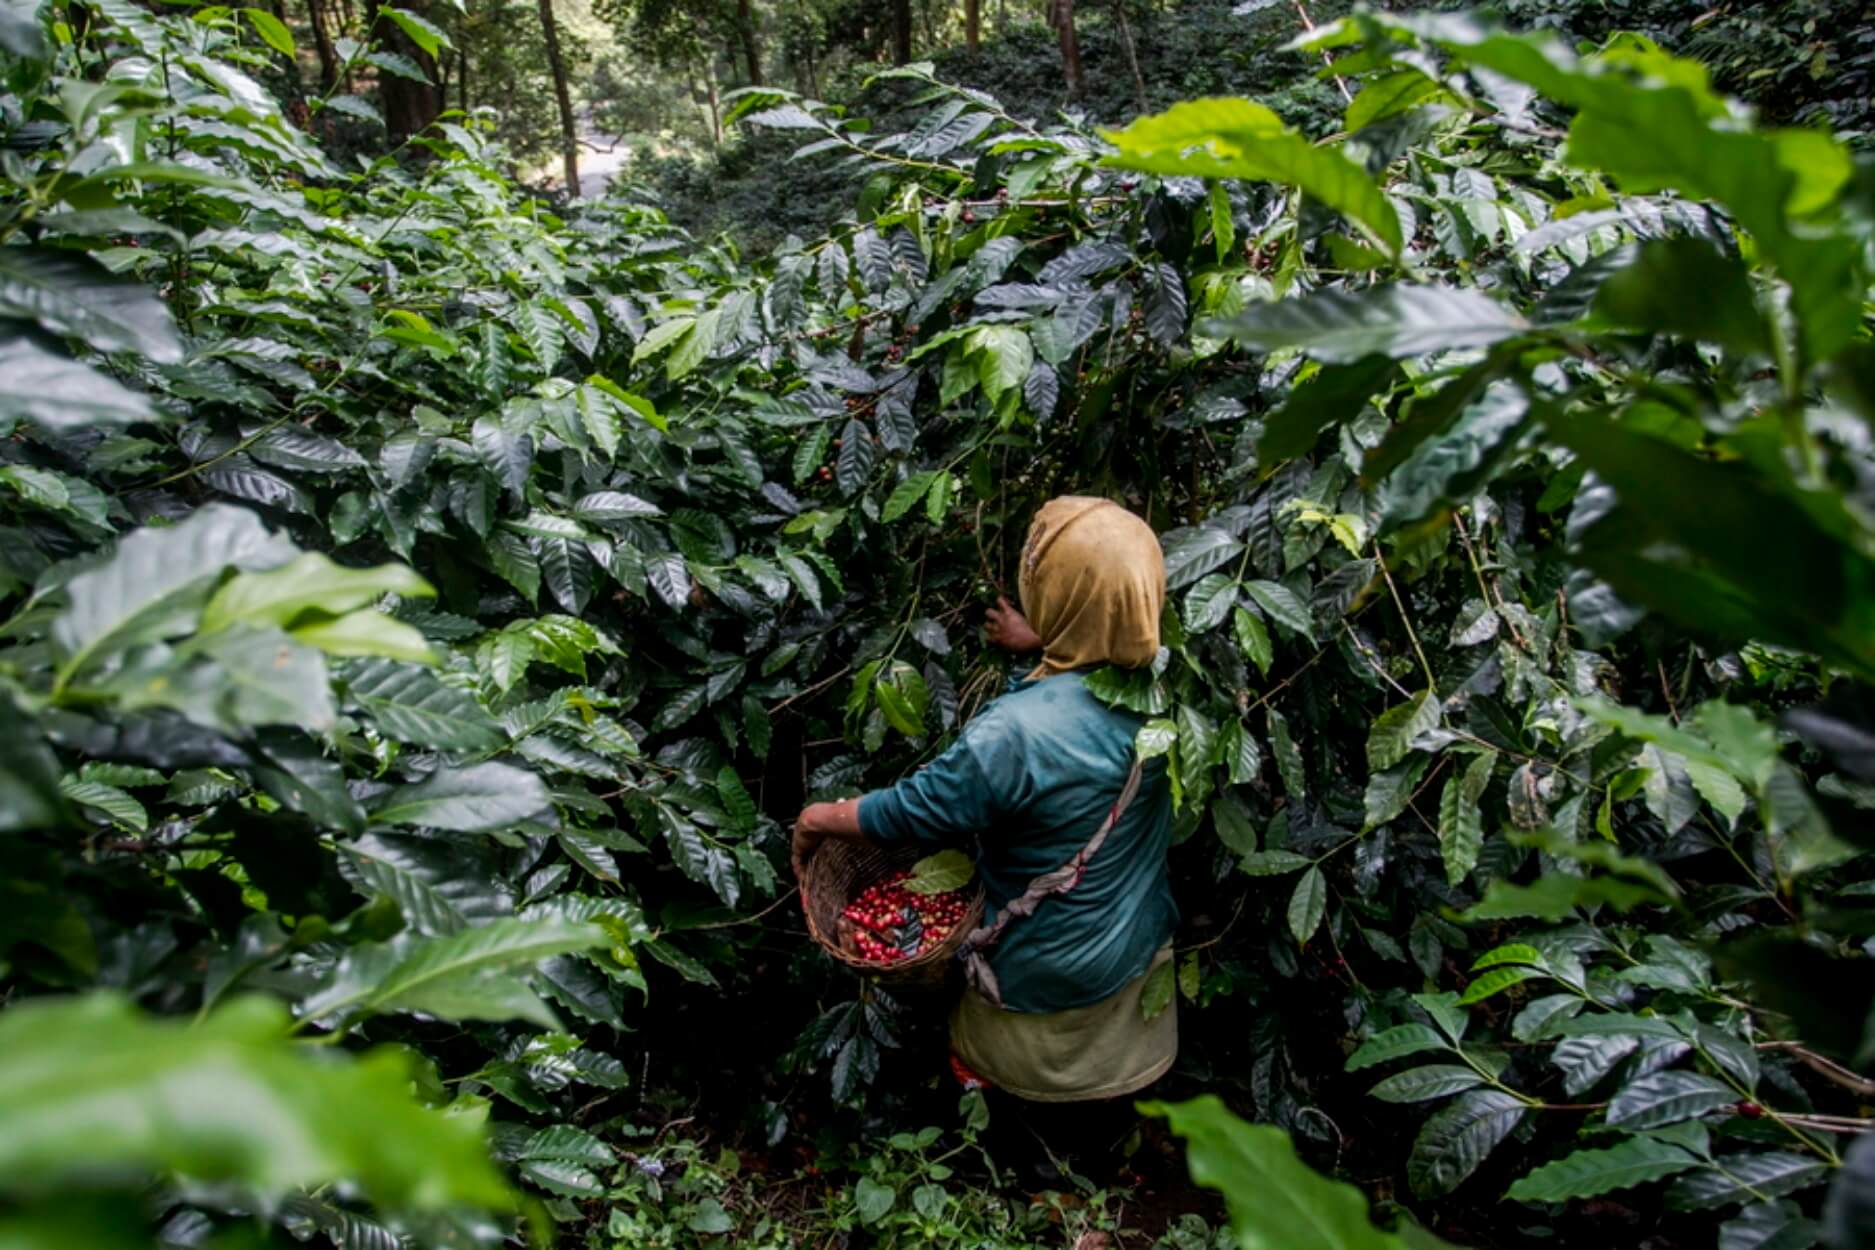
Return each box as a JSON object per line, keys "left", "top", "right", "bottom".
{"left": 1147, "top": 1095, "right": 1423, "bottom": 1250}
{"left": 0, "top": 993, "right": 510, "bottom": 1208}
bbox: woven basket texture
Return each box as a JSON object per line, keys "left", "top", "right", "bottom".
{"left": 801, "top": 840, "right": 986, "bottom": 991}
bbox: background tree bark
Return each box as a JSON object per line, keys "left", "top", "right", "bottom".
{"left": 964, "top": 0, "right": 978, "bottom": 52}
{"left": 1050, "top": 0, "right": 1082, "bottom": 96}
{"left": 892, "top": 0, "right": 912, "bottom": 64}
{"left": 376, "top": 1, "right": 443, "bottom": 138}
{"left": 535, "top": 0, "right": 580, "bottom": 194}
{"left": 1114, "top": 0, "right": 1146, "bottom": 113}
{"left": 735, "top": 0, "right": 763, "bottom": 85}
{"left": 305, "top": 0, "right": 339, "bottom": 91}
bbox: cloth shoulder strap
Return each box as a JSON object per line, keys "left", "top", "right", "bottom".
{"left": 957, "top": 757, "right": 1146, "bottom": 1009}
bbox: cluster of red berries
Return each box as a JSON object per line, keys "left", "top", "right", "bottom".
{"left": 840, "top": 870, "right": 971, "bottom": 965}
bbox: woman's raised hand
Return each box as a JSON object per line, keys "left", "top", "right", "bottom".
{"left": 984, "top": 596, "right": 1042, "bottom": 654}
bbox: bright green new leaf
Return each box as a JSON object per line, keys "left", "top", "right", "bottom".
{"left": 1103, "top": 98, "right": 1403, "bottom": 255}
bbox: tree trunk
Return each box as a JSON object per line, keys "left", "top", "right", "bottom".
{"left": 375, "top": 0, "right": 443, "bottom": 138}
{"left": 735, "top": 0, "right": 763, "bottom": 85}
{"left": 535, "top": 0, "right": 580, "bottom": 194}
{"left": 1051, "top": 0, "right": 1082, "bottom": 97}
{"left": 457, "top": 48, "right": 468, "bottom": 112}
{"left": 306, "top": 0, "right": 339, "bottom": 91}
{"left": 964, "top": 0, "right": 978, "bottom": 52}
{"left": 703, "top": 60, "right": 722, "bottom": 147}
{"left": 892, "top": 0, "right": 911, "bottom": 63}
{"left": 1114, "top": 0, "right": 1146, "bottom": 113}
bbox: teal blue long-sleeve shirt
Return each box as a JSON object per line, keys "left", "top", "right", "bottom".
{"left": 857, "top": 671, "right": 1178, "bottom": 1015}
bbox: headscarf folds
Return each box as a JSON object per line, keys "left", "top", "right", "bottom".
{"left": 1017, "top": 496, "right": 1165, "bottom": 678}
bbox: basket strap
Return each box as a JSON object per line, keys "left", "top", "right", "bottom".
{"left": 958, "top": 756, "right": 1145, "bottom": 1009}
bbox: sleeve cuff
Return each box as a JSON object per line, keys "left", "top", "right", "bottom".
{"left": 857, "top": 790, "right": 907, "bottom": 845}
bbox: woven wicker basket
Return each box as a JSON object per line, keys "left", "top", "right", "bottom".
{"left": 801, "top": 840, "right": 986, "bottom": 991}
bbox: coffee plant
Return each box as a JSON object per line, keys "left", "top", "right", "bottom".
{"left": 3, "top": 0, "right": 1875, "bottom": 1247}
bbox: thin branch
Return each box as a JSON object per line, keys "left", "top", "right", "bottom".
{"left": 1291, "top": 0, "right": 1352, "bottom": 101}
{"left": 1375, "top": 547, "right": 1437, "bottom": 692}
{"left": 1757, "top": 1041, "right": 1875, "bottom": 1097}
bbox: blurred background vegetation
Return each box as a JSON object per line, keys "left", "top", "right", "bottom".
{"left": 259, "top": 0, "right": 1875, "bottom": 249}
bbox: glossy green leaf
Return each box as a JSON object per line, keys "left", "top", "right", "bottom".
{"left": 299, "top": 916, "right": 605, "bottom": 1027}
{"left": 1345, "top": 1023, "right": 1450, "bottom": 1072}
{"left": 368, "top": 762, "right": 553, "bottom": 832}
{"left": 1367, "top": 690, "right": 1439, "bottom": 771}
{"left": 342, "top": 659, "right": 504, "bottom": 750}
{"left": 0, "top": 334, "right": 157, "bottom": 429}
{"left": 1507, "top": 1135, "right": 1701, "bottom": 1203}
{"left": 0, "top": 247, "right": 183, "bottom": 362}
{"left": 904, "top": 849, "right": 974, "bottom": 894}
{"left": 1203, "top": 284, "right": 1525, "bottom": 364}
{"left": 1287, "top": 864, "right": 1327, "bottom": 945}
{"left": 1407, "top": 1090, "right": 1528, "bottom": 1198}
{"left": 1368, "top": 1065, "right": 1486, "bottom": 1104}
{"left": 1605, "top": 1070, "right": 1738, "bottom": 1130}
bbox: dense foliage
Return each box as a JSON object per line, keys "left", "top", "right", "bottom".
{"left": 5, "top": 1, "right": 1875, "bottom": 1249}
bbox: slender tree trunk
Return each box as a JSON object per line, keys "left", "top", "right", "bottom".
{"left": 1114, "top": 0, "right": 1146, "bottom": 113}
{"left": 964, "top": 0, "right": 979, "bottom": 52}
{"left": 306, "top": 0, "right": 339, "bottom": 91}
{"left": 535, "top": 0, "right": 580, "bottom": 194}
{"left": 735, "top": 0, "right": 763, "bottom": 84}
{"left": 703, "top": 60, "right": 722, "bottom": 147}
{"left": 375, "top": 0, "right": 442, "bottom": 137}
{"left": 457, "top": 48, "right": 468, "bottom": 111}
{"left": 892, "top": 0, "right": 912, "bottom": 63}
{"left": 1051, "top": 0, "right": 1082, "bottom": 97}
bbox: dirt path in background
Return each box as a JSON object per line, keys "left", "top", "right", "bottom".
{"left": 574, "top": 119, "right": 628, "bottom": 197}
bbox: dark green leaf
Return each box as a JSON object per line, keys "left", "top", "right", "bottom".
{"left": 1507, "top": 1136, "right": 1701, "bottom": 1203}
{"left": 1407, "top": 1090, "right": 1528, "bottom": 1198}
{"left": 1203, "top": 285, "right": 1524, "bottom": 364}
{"left": 1606, "top": 1070, "right": 1737, "bottom": 1130}
{"left": 0, "top": 248, "right": 182, "bottom": 362}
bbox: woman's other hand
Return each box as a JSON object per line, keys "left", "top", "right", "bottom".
{"left": 792, "top": 798, "right": 863, "bottom": 878}
{"left": 984, "top": 596, "right": 1042, "bottom": 653}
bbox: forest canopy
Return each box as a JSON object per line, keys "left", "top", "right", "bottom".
{"left": 3, "top": 1, "right": 1875, "bottom": 1249}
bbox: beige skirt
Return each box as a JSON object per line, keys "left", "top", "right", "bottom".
{"left": 949, "top": 943, "right": 1177, "bottom": 1103}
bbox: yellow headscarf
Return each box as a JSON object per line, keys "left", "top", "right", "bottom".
{"left": 1017, "top": 496, "right": 1165, "bottom": 678}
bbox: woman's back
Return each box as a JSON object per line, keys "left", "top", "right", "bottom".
{"left": 859, "top": 671, "right": 1177, "bottom": 1013}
